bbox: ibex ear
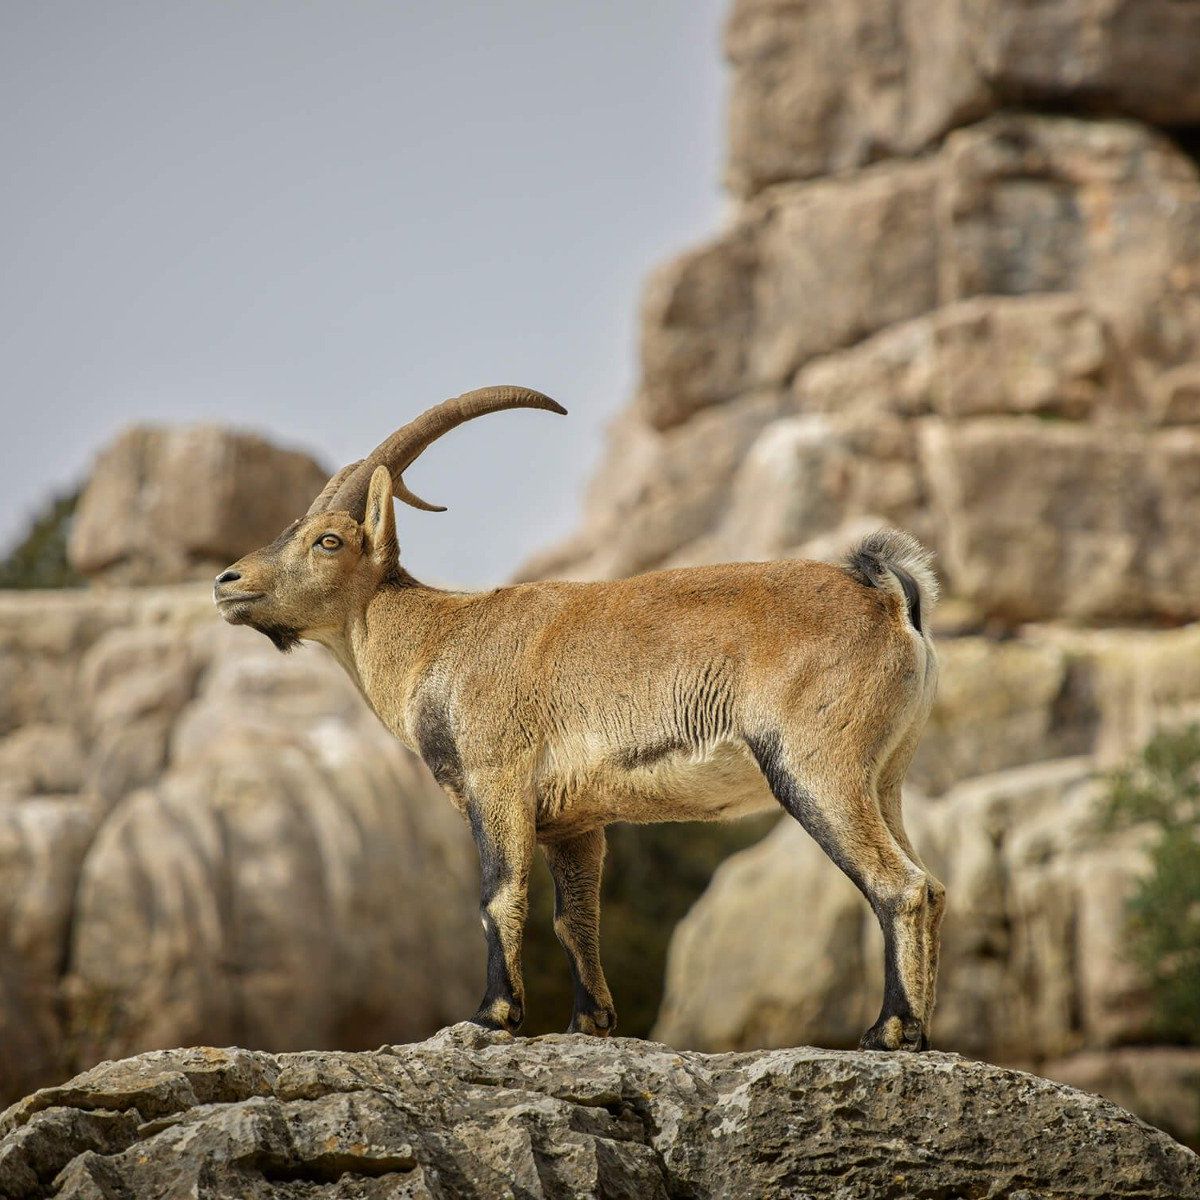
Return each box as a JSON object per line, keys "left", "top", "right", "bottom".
{"left": 363, "top": 464, "right": 399, "bottom": 570}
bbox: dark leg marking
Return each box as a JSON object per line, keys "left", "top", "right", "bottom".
{"left": 468, "top": 801, "right": 525, "bottom": 1032}
{"left": 554, "top": 886, "right": 611, "bottom": 1032}
{"left": 746, "top": 732, "right": 867, "bottom": 893}
{"left": 859, "top": 901, "right": 925, "bottom": 1052}
{"left": 747, "top": 731, "right": 925, "bottom": 1051}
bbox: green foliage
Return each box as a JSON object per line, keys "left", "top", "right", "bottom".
{"left": 522, "top": 815, "right": 776, "bottom": 1037}
{"left": 1101, "top": 725, "right": 1200, "bottom": 1045}
{"left": 0, "top": 490, "right": 83, "bottom": 590}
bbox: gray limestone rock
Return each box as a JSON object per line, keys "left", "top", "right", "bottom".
{"left": 0, "top": 1025, "right": 1195, "bottom": 1199}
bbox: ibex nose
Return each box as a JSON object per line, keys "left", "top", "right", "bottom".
{"left": 215, "top": 569, "right": 241, "bottom": 586}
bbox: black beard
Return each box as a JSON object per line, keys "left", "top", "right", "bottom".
{"left": 256, "top": 623, "right": 302, "bottom": 653}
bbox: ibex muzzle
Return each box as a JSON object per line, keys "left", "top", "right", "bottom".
{"left": 216, "top": 386, "right": 943, "bottom": 1050}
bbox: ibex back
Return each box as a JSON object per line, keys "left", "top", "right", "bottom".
{"left": 215, "top": 387, "right": 944, "bottom": 1050}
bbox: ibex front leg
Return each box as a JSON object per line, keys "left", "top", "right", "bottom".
{"left": 542, "top": 828, "right": 617, "bottom": 1035}
{"left": 468, "top": 793, "right": 534, "bottom": 1033}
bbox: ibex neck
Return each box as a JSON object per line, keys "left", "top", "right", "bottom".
{"left": 331, "top": 578, "right": 466, "bottom": 745}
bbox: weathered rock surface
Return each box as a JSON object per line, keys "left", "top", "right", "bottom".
{"left": 638, "top": 115, "right": 1200, "bottom": 435}
{"left": 1044, "top": 1047, "right": 1200, "bottom": 1156}
{"left": 67, "top": 425, "right": 329, "bottom": 585}
{"left": 0, "top": 587, "right": 480, "bottom": 1107}
{"left": 725, "top": 0, "right": 1200, "bottom": 195}
{"left": 1, "top": 1024, "right": 1195, "bottom": 1199}
{"left": 540, "top": 111, "right": 1200, "bottom": 626}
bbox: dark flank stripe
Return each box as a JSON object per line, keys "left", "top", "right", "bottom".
{"left": 415, "top": 697, "right": 464, "bottom": 794}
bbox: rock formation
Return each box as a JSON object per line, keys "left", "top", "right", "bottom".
{"left": 528, "top": 108, "right": 1200, "bottom": 618}
{"left": 6, "top": 0, "right": 1200, "bottom": 1171}
{"left": 1, "top": 1024, "right": 1196, "bottom": 1199}
{"left": 521, "top": 0, "right": 1200, "bottom": 1151}
{"left": 67, "top": 425, "right": 328, "bottom": 585}
{"left": 0, "top": 582, "right": 481, "bottom": 1107}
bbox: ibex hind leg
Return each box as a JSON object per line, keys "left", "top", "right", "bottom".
{"left": 877, "top": 729, "right": 946, "bottom": 1036}
{"left": 541, "top": 827, "right": 617, "bottom": 1036}
{"left": 747, "top": 732, "right": 933, "bottom": 1051}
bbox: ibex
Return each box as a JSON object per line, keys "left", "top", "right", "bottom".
{"left": 215, "top": 387, "right": 944, "bottom": 1051}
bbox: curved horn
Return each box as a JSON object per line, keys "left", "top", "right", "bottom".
{"left": 306, "top": 460, "right": 363, "bottom": 517}
{"left": 323, "top": 385, "right": 566, "bottom": 518}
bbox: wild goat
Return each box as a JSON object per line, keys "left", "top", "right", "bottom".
{"left": 215, "top": 387, "right": 944, "bottom": 1051}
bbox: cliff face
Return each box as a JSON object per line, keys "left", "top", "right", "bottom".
{"left": 0, "top": 585, "right": 482, "bottom": 1102}
{"left": 1, "top": 1025, "right": 1195, "bottom": 1199}
{"left": 528, "top": 5, "right": 1200, "bottom": 611}
{"left": 521, "top": 0, "right": 1200, "bottom": 1150}
{"left": 529, "top": 107, "right": 1200, "bottom": 613}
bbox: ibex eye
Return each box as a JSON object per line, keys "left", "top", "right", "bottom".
{"left": 316, "top": 534, "right": 342, "bottom": 551}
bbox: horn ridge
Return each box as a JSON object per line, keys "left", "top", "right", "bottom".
{"left": 305, "top": 460, "right": 362, "bottom": 517}
{"left": 318, "top": 385, "right": 566, "bottom": 518}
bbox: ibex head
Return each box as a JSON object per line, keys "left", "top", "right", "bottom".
{"left": 213, "top": 385, "right": 565, "bottom": 651}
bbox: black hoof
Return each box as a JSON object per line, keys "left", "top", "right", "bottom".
{"left": 468, "top": 1013, "right": 507, "bottom": 1032}
{"left": 859, "top": 1015, "right": 926, "bottom": 1052}
{"left": 470, "top": 998, "right": 523, "bottom": 1034}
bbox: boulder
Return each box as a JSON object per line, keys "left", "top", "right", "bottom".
{"left": 638, "top": 159, "right": 940, "bottom": 430}
{"left": 639, "top": 114, "right": 1200, "bottom": 437}
{"left": 912, "top": 636, "right": 1088, "bottom": 795}
{"left": 0, "top": 796, "right": 97, "bottom": 1102}
{"left": 66, "top": 628, "right": 481, "bottom": 1067}
{"left": 67, "top": 425, "right": 329, "bottom": 585}
{"left": 939, "top": 116, "right": 1200, "bottom": 397}
{"left": 714, "top": 414, "right": 928, "bottom": 561}
{"left": 519, "top": 393, "right": 789, "bottom": 582}
{"left": 1025, "top": 624, "right": 1200, "bottom": 765}
{"left": 795, "top": 294, "right": 1119, "bottom": 422}
{"left": 0, "top": 1025, "right": 1194, "bottom": 1199}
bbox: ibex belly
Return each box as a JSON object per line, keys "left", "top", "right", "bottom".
{"left": 534, "top": 738, "right": 774, "bottom": 839}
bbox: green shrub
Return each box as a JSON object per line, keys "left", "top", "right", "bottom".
{"left": 1101, "top": 725, "right": 1200, "bottom": 1045}
{"left": 0, "top": 489, "right": 83, "bottom": 590}
{"left": 522, "top": 815, "right": 776, "bottom": 1037}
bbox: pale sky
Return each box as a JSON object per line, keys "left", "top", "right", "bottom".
{"left": 1, "top": 1, "right": 727, "bottom": 586}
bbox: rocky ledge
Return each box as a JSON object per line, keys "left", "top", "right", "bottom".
{"left": 0, "top": 1026, "right": 1196, "bottom": 1199}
